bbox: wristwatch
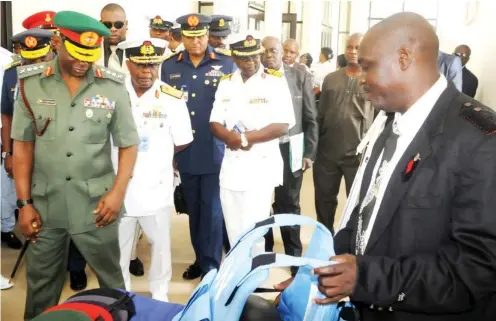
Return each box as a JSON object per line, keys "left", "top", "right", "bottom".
{"left": 240, "top": 133, "right": 248, "bottom": 147}
{"left": 16, "top": 199, "right": 33, "bottom": 209}
{"left": 1, "top": 152, "right": 12, "bottom": 159}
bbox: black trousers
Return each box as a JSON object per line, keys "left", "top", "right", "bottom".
{"left": 313, "top": 156, "right": 360, "bottom": 234}
{"left": 67, "top": 240, "right": 86, "bottom": 272}
{"left": 264, "top": 143, "right": 303, "bottom": 275}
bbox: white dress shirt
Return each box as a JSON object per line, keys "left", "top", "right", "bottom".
{"left": 113, "top": 79, "right": 193, "bottom": 216}
{"left": 311, "top": 60, "right": 333, "bottom": 89}
{"left": 210, "top": 67, "right": 295, "bottom": 191}
{"left": 359, "top": 75, "right": 448, "bottom": 251}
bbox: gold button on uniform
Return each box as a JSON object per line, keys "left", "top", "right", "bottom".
{"left": 191, "top": 111, "right": 195, "bottom": 116}
{"left": 192, "top": 130, "right": 196, "bottom": 134}
{"left": 192, "top": 93, "right": 196, "bottom": 98}
{"left": 193, "top": 75, "right": 197, "bottom": 79}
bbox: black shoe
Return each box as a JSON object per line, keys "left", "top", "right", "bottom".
{"left": 182, "top": 263, "right": 202, "bottom": 280}
{"left": 70, "top": 271, "right": 87, "bottom": 291}
{"left": 129, "top": 258, "right": 144, "bottom": 276}
{"left": 1, "top": 232, "right": 22, "bottom": 249}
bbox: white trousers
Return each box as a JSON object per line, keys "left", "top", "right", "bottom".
{"left": 118, "top": 208, "right": 172, "bottom": 302}
{"left": 220, "top": 187, "right": 273, "bottom": 255}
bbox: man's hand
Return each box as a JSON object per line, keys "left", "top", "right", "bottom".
{"left": 19, "top": 205, "right": 42, "bottom": 242}
{"left": 302, "top": 158, "right": 313, "bottom": 171}
{"left": 226, "top": 130, "right": 242, "bottom": 151}
{"left": 4, "top": 155, "right": 13, "bottom": 178}
{"left": 312, "top": 254, "right": 357, "bottom": 304}
{"left": 273, "top": 277, "right": 294, "bottom": 306}
{"left": 93, "top": 189, "right": 125, "bottom": 227}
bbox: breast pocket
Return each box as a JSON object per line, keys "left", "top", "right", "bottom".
{"left": 32, "top": 105, "right": 57, "bottom": 141}
{"left": 80, "top": 108, "right": 114, "bottom": 144}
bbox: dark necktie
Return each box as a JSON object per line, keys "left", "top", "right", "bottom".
{"left": 355, "top": 113, "right": 399, "bottom": 254}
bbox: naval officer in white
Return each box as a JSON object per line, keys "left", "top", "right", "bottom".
{"left": 115, "top": 38, "right": 193, "bottom": 301}
{"left": 210, "top": 35, "right": 295, "bottom": 254}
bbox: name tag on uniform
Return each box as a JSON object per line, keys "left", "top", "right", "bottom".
{"left": 249, "top": 97, "right": 268, "bottom": 104}
{"left": 37, "top": 99, "right": 56, "bottom": 106}
{"left": 170, "top": 73, "right": 181, "bottom": 79}
{"left": 83, "top": 95, "right": 116, "bottom": 109}
{"left": 138, "top": 135, "right": 150, "bottom": 152}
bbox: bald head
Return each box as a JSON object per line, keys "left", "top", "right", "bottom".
{"left": 262, "top": 36, "right": 283, "bottom": 70}
{"left": 345, "top": 33, "right": 363, "bottom": 64}
{"left": 358, "top": 12, "right": 440, "bottom": 113}
{"left": 100, "top": 3, "right": 127, "bottom": 45}
{"left": 101, "top": 3, "right": 126, "bottom": 16}
{"left": 282, "top": 39, "right": 300, "bottom": 65}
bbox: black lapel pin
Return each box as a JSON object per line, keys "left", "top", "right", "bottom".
{"left": 403, "top": 152, "right": 421, "bottom": 181}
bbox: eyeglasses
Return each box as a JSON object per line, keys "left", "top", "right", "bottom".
{"left": 101, "top": 21, "right": 125, "bottom": 30}
{"left": 454, "top": 52, "right": 469, "bottom": 58}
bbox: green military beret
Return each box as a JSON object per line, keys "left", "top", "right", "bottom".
{"left": 31, "top": 310, "right": 92, "bottom": 321}
{"left": 54, "top": 11, "right": 110, "bottom": 62}
{"left": 54, "top": 11, "right": 110, "bottom": 37}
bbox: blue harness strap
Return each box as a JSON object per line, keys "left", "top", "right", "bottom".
{"left": 172, "top": 214, "right": 355, "bottom": 321}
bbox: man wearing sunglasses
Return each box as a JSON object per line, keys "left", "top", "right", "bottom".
{"left": 161, "top": 13, "right": 235, "bottom": 281}
{"left": 454, "top": 45, "right": 478, "bottom": 98}
{"left": 98, "top": 3, "right": 128, "bottom": 71}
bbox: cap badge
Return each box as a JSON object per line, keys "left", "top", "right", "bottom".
{"left": 219, "top": 18, "right": 225, "bottom": 27}
{"left": 80, "top": 32, "right": 99, "bottom": 47}
{"left": 153, "top": 16, "right": 163, "bottom": 25}
{"left": 140, "top": 41, "right": 155, "bottom": 55}
{"left": 187, "top": 15, "right": 200, "bottom": 27}
{"left": 45, "top": 13, "right": 52, "bottom": 22}
{"left": 24, "top": 36, "right": 38, "bottom": 48}
{"left": 244, "top": 36, "right": 256, "bottom": 48}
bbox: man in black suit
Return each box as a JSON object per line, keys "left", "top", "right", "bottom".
{"left": 261, "top": 36, "right": 318, "bottom": 275}
{"left": 454, "top": 45, "right": 479, "bottom": 98}
{"left": 275, "top": 12, "right": 496, "bottom": 321}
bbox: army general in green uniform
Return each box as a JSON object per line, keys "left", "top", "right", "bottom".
{"left": 10, "top": 11, "right": 139, "bottom": 320}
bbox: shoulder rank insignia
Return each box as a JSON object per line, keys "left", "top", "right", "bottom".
{"left": 17, "top": 62, "right": 47, "bottom": 79}
{"left": 93, "top": 66, "right": 125, "bottom": 84}
{"left": 220, "top": 73, "right": 233, "bottom": 81}
{"left": 163, "top": 51, "right": 180, "bottom": 62}
{"left": 161, "top": 84, "right": 183, "bottom": 99}
{"left": 214, "top": 48, "right": 232, "bottom": 57}
{"left": 4, "top": 60, "right": 22, "bottom": 71}
{"left": 264, "top": 68, "right": 283, "bottom": 78}
{"left": 460, "top": 101, "right": 496, "bottom": 135}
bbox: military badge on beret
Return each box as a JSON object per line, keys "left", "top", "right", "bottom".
{"left": 24, "top": 36, "right": 38, "bottom": 48}
{"left": 187, "top": 15, "right": 200, "bottom": 27}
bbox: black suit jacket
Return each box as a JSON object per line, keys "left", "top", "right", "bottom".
{"left": 335, "top": 83, "right": 496, "bottom": 321}
{"left": 283, "top": 64, "right": 318, "bottom": 175}
{"left": 462, "top": 67, "right": 478, "bottom": 98}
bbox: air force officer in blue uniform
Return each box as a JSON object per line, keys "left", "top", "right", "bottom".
{"left": 161, "top": 13, "right": 235, "bottom": 280}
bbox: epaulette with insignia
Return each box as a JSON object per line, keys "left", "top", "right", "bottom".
{"left": 214, "top": 47, "right": 231, "bottom": 56}
{"left": 160, "top": 84, "right": 183, "bottom": 99}
{"left": 93, "top": 66, "right": 125, "bottom": 84}
{"left": 4, "top": 60, "right": 22, "bottom": 71}
{"left": 163, "top": 51, "right": 180, "bottom": 62}
{"left": 460, "top": 101, "right": 496, "bottom": 135}
{"left": 17, "top": 62, "right": 47, "bottom": 79}
{"left": 220, "top": 73, "right": 232, "bottom": 81}
{"left": 264, "top": 68, "right": 283, "bottom": 78}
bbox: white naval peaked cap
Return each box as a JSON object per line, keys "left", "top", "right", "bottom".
{"left": 117, "top": 38, "right": 167, "bottom": 51}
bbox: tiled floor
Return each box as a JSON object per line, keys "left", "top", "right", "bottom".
{"left": 1, "top": 169, "right": 347, "bottom": 320}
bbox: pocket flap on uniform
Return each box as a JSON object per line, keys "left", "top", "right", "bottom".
{"left": 31, "top": 180, "right": 48, "bottom": 196}
{"left": 33, "top": 105, "right": 56, "bottom": 121}
{"left": 87, "top": 172, "right": 115, "bottom": 198}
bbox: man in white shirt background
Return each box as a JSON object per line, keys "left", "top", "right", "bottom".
{"left": 115, "top": 38, "right": 193, "bottom": 301}
{"left": 311, "top": 47, "right": 334, "bottom": 96}
{"left": 209, "top": 34, "right": 295, "bottom": 254}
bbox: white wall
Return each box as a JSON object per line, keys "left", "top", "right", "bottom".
{"left": 11, "top": 0, "right": 198, "bottom": 40}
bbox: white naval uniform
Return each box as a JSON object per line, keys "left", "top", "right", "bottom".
{"left": 113, "top": 79, "right": 193, "bottom": 301}
{"left": 210, "top": 67, "right": 295, "bottom": 254}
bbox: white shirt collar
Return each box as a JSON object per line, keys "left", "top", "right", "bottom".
{"left": 126, "top": 78, "right": 161, "bottom": 102}
{"left": 394, "top": 74, "right": 447, "bottom": 136}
